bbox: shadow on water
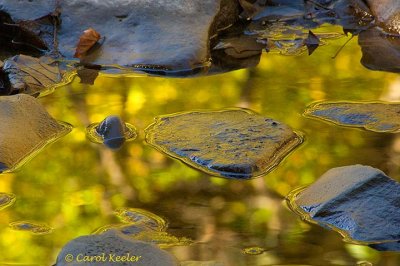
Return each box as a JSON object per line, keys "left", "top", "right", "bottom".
{"left": 0, "top": 0, "right": 399, "bottom": 265}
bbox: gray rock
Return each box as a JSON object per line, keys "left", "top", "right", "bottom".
{"left": 366, "top": 0, "right": 400, "bottom": 33}
{"left": 0, "top": 0, "right": 238, "bottom": 75}
{"left": 56, "top": 230, "right": 178, "bottom": 266}
{"left": 291, "top": 165, "right": 400, "bottom": 249}
{"left": 145, "top": 109, "right": 303, "bottom": 179}
{"left": 57, "top": 0, "right": 236, "bottom": 71}
{"left": 359, "top": 28, "right": 400, "bottom": 73}
{"left": 0, "top": 0, "right": 57, "bottom": 21}
{"left": 0, "top": 94, "right": 71, "bottom": 172}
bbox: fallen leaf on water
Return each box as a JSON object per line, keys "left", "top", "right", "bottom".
{"left": 74, "top": 28, "right": 101, "bottom": 58}
{"left": 304, "top": 30, "right": 320, "bottom": 55}
{"left": 3, "top": 54, "right": 62, "bottom": 95}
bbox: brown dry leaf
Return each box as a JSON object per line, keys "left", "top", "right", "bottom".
{"left": 3, "top": 54, "right": 62, "bottom": 95}
{"left": 74, "top": 28, "right": 101, "bottom": 58}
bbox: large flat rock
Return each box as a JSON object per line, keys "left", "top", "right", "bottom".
{"left": 58, "top": 0, "right": 224, "bottom": 69}
{"left": 0, "top": 94, "right": 71, "bottom": 173}
{"left": 0, "top": 0, "right": 237, "bottom": 71}
{"left": 289, "top": 165, "right": 400, "bottom": 250}
{"left": 145, "top": 109, "right": 303, "bottom": 179}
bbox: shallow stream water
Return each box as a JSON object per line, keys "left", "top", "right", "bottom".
{"left": 0, "top": 37, "right": 399, "bottom": 265}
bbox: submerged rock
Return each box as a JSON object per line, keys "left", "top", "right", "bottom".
{"left": 86, "top": 115, "right": 137, "bottom": 150}
{"left": 304, "top": 101, "right": 400, "bottom": 132}
{"left": 56, "top": 230, "right": 178, "bottom": 266}
{"left": 96, "top": 208, "right": 192, "bottom": 249}
{"left": 242, "top": 246, "right": 266, "bottom": 255}
{"left": 0, "top": 94, "right": 71, "bottom": 173}
{"left": 288, "top": 165, "right": 400, "bottom": 250}
{"left": 0, "top": 192, "right": 16, "bottom": 210}
{"left": 9, "top": 220, "right": 53, "bottom": 235}
{"left": 145, "top": 109, "right": 303, "bottom": 179}
{"left": 115, "top": 207, "right": 167, "bottom": 231}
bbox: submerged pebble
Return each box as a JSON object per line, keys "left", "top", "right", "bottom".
{"left": 132, "top": 230, "right": 193, "bottom": 248}
{"left": 115, "top": 207, "right": 167, "bottom": 231}
{"left": 145, "top": 109, "right": 303, "bottom": 179}
{"left": 304, "top": 101, "right": 400, "bottom": 132}
{"left": 287, "top": 165, "right": 400, "bottom": 251}
{"left": 96, "top": 207, "right": 192, "bottom": 248}
{"left": 0, "top": 192, "right": 16, "bottom": 210}
{"left": 9, "top": 221, "right": 53, "bottom": 235}
{"left": 242, "top": 246, "right": 266, "bottom": 255}
{"left": 86, "top": 115, "right": 137, "bottom": 150}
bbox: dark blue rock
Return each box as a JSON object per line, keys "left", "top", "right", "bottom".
{"left": 96, "top": 115, "right": 127, "bottom": 150}
{"left": 291, "top": 165, "right": 400, "bottom": 250}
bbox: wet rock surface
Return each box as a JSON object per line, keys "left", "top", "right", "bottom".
{"left": 366, "top": 0, "right": 400, "bottom": 34}
{"left": 358, "top": 28, "right": 400, "bottom": 73}
{"left": 0, "top": 94, "right": 71, "bottom": 173}
{"left": 145, "top": 109, "right": 303, "bottom": 179}
{"left": 58, "top": 0, "right": 234, "bottom": 71}
{"left": 288, "top": 165, "right": 400, "bottom": 250}
{"left": 215, "top": 0, "right": 372, "bottom": 57}
{"left": 0, "top": 0, "right": 398, "bottom": 92}
{"left": 56, "top": 230, "right": 178, "bottom": 266}
{"left": 304, "top": 101, "right": 400, "bottom": 133}
{"left": 0, "top": 0, "right": 237, "bottom": 74}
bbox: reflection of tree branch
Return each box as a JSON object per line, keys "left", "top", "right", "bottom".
{"left": 380, "top": 77, "right": 400, "bottom": 179}
{"left": 239, "top": 67, "right": 257, "bottom": 108}
{"left": 99, "top": 148, "right": 135, "bottom": 199}
{"left": 67, "top": 83, "right": 136, "bottom": 200}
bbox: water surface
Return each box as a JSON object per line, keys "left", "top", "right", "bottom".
{"left": 0, "top": 38, "right": 399, "bottom": 265}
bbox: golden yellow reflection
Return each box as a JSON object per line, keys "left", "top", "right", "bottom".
{"left": 0, "top": 37, "right": 398, "bottom": 265}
